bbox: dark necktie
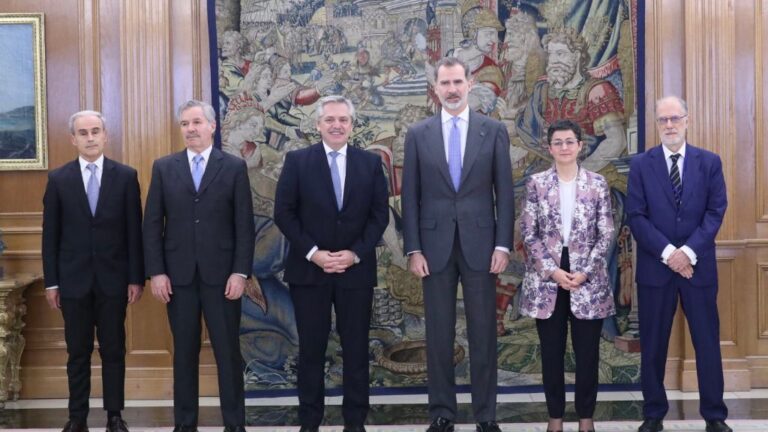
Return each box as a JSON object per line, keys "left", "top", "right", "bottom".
{"left": 669, "top": 153, "right": 682, "bottom": 206}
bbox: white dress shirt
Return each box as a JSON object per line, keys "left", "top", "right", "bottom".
{"left": 79, "top": 154, "right": 104, "bottom": 192}
{"left": 441, "top": 106, "right": 469, "bottom": 164}
{"left": 187, "top": 144, "right": 213, "bottom": 175}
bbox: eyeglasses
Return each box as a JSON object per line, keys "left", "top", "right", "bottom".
{"left": 550, "top": 139, "right": 579, "bottom": 148}
{"left": 656, "top": 115, "right": 687, "bottom": 125}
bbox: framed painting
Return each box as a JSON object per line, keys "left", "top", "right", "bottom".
{"left": 0, "top": 13, "right": 47, "bottom": 170}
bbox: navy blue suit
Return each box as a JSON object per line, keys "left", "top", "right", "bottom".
{"left": 627, "top": 143, "right": 728, "bottom": 421}
{"left": 274, "top": 143, "right": 388, "bottom": 428}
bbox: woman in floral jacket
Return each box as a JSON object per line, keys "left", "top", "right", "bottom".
{"left": 520, "top": 119, "right": 615, "bottom": 432}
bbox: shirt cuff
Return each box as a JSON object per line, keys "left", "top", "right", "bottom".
{"left": 661, "top": 244, "right": 676, "bottom": 264}
{"left": 406, "top": 250, "right": 421, "bottom": 256}
{"left": 46, "top": 286, "right": 59, "bottom": 290}
{"left": 495, "top": 246, "right": 510, "bottom": 254}
{"left": 235, "top": 273, "right": 248, "bottom": 279}
{"left": 680, "top": 245, "right": 698, "bottom": 265}
{"left": 306, "top": 245, "right": 319, "bottom": 261}
{"left": 353, "top": 253, "right": 360, "bottom": 264}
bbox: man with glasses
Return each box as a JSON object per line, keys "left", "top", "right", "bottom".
{"left": 627, "top": 96, "right": 731, "bottom": 432}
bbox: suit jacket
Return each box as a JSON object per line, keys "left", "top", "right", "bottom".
{"left": 273, "top": 143, "right": 388, "bottom": 288}
{"left": 143, "top": 147, "right": 255, "bottom": 286}
{"left": 401, "top": 110, "right": 514, "bottom": 272}
{"left": 42, "top": 157, "right": 144, "bottom": 298}
{"left": 626, "top": 143, "right": 727, "bottom": 287}
{"left": 519, "top": 167, "right": 615, "bottom": 319}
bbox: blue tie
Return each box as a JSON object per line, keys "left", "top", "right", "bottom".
{"left": 329, "top": 151, "right": 343, "bottom": 209}
{"left": 192, "top": 154, "right": 204, "bottom": 191}
{"left": 448, "top": 116, "right": 462, "bottom": 191}
{"left": 86, "top": 163, "right": 99, "bottom": 215}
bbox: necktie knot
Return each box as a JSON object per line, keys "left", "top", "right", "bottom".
{"left": 329, "top": 151, "right": 340, "bottom": 160}
{"left": 193, "top": 154, "right": 204, "bottom": 165}
{"left": 87, "top": 163, "right": 97, "bottom": 174}
{"left": 670, "top": 154, "right": 680, "bottom": 164}
{"left": 451, "top": 116, "right": 460, "bottom": 126}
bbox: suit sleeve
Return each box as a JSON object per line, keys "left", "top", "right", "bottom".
{"left": 492, "top": 121, "right": 514, "bottom": 249}
{"left": 583, "top": 177, "right": 615, "bottom": 280}
{"left": 684, "top": 155, "right": 727, "bottom": 254}
{"left": 142, "top": 160, "right": 166, "bottom": 277}
{"left": 401, "top": 127, "right": 421, "bottom": 254}
{"left": 231, "top": 158, "right": 255, "bottom": 276}
{"left": 626, "top": 155, "right": 672, "bottom": 257}
{"left": 274, "top": 151, "right": 318, "bottom": 256}
{"left": 350, "top": 154, "right": 389, "bottom": 259}
{"left": 41, "top": 173, "right": 61, "bottom": 287}
{"left": 125, "top": 169, "right": 145, "bottom": 284}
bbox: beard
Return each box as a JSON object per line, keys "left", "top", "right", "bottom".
{"left": 547, "top": 61, "right": 576, "bottom": 88}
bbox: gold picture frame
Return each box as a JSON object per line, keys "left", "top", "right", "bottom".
{"left": 0, "top": 13, "right": 47, "bottom": 170}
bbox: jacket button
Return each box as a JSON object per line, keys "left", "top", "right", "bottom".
{"left": 195, "top": 219, "right": 200, "bottom": 224}
{"left": 676, "top": 217, "right": 681, "bottom": 222}
{"left": 194, "top": 198, "right": 199, "bottom": 202}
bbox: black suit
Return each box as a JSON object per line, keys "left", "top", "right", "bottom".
{"left": 143, "top": 147, "right": 255, "bottom": 427}
{"left": 42, "top": 157, "right": 144, "bottom": 421}
{"left": 274, "top": 143, "right": 388, "bottom": 428}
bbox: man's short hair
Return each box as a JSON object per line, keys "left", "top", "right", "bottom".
{"left": 655, "top": 95, "right": 689, "bottom": 115}
{"left": 434, "top": 56, "right": 471, "bottom": 81}
{"left": 177, "top": 100, "right": 216, "bottom": 124}
{"left": 315, "top": 95, "right": 356, "bottom": 122}
{"left": 69, "top": 110, "right": 106, "bottom": 134}
{"left": 547, "top": 119, "right": 583, "bottom": 144}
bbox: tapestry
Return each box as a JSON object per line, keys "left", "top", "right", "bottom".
{"left": 211, "top": 0, "right": 643, "bottom": 394}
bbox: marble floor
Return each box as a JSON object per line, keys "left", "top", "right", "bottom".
{"left": 3, "top": 389, "right": 768, "bottom": 431}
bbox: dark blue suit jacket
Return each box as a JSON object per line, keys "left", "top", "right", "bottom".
{"left": 626, "top": 143, "right": 727, "bottom": 287}
{"left": 42, "top": 158, "right": 144, "bottom": 298}
{"left": 273, "top": 143, "right": 388, "bottom": 289}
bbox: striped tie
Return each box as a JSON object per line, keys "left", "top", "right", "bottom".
{"left": 670, "top": 153, "right": 682, "bottom": 206}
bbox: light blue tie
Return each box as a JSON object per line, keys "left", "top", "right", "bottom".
{"left": 329, "top": 151, "right": 343, "bottom": 209}
{"left": 192, "top": 154, "right": 204, "bottom": 191}
{"left": 448, "top": 116, "right": 462, "bottom": 191}
{"left": 86, "top": 163, "right": 99, "bottom": 216}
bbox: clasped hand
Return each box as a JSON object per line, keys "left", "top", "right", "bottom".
{"left": 551, "top": 269, "right": 587, "bottom": 291}
{"left": 667, "top": 248, "right": 694, "bottom": 279}
{"left": 311, "top": 250, "right": 356, "bottom": 273}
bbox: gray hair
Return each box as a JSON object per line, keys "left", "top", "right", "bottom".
{"left": 69, "top": 110, "right": 106, "bottom": 134}
{"left": 177, "top": 99, "right": 216, "bottom": 123}
{"left": 655, "top": 95, "right": 689, "bottom": 115}
{"left": 434, "top": 56, "right": 471, "bottom": 80}
{"left": 315, "top": 95, "right": 356, "bottom": 122}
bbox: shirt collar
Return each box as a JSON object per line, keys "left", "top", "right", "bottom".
{"left": 441, "top": 106, "right": 470, "bottom": 124}
{"left": 187, "top": 144, "right": 213, "bottom": 162}
{"left": 323, "top": 142, "right": 348, "bottom": 156}
{"left": 662, "top": 141, "right": 687, "bottom": 160}
{"left": 79, "top": 154, "right": 104, "bottom": 172}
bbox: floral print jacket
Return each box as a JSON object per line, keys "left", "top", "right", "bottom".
{"left": 519, "top": 167, "right": 616, "bottom": 320}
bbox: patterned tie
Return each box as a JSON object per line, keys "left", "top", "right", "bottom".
{"left": 86, "top": 163, "right": 99, "bottom": 216}
{"left": 329, "top": 151, "right": 343, "bottom": 209}
{"left": 669, "top": 153, "right": 682, "bottom": 206}
{"left": 192, "top": 154, "right": 204, "bottom": 192}
{"left": 448, "top": 116, "right": 462, "bottom": 191}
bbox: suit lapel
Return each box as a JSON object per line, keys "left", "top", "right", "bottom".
{"left": 67, "top": 160, "right": 93, "bottom": 218}
{"left": 94, "top": 158, "right": 117, "bottom": 218}
{"left": 681, "top": 144, "right": 700, "bottom": 207}
{"left": 173, "top": 150, "right": 197, "bottom": 195}
{"left": 342, "top": 147, "right": 358, "bottom": 211}
{"left": 459, "top": 111, "right": 484, "bottom": 188}
{"left": 570, "top": 168, "right": 589, "bottom": 247}
{"left": 312, "top": 143, "right": 339, "bottom": 212}
{"left": 425, "top": 115, "right": 454, "bottom": 190}
{"left": 197, "top": 148, "right": 224, "bottom": 195}
{"left": 544, "top": 168, "right": 563, "bottom": 246}
{"left": 649, "top": 146, "right": 677, "bottom": 208}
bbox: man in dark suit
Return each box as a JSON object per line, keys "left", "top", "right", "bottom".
{"left": 143, "top": 100, "right": 255, "bottom": 432}
{"left": 42, "top": 110, "right": 144, "bottom": 432}
{"left": 401, "top": 57, "right": 514, "bottom": 432}
{"left": 627, "top": 96, "right": 731, "bottom": 432}
{"left": 274, "top": 95, "right": 388, "bottom": 432}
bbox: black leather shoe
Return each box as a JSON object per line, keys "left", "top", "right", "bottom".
{"left": 343, "top": 426, "right": 366, "bottom": 432}
{"left": 427, "top": 417, "right": 455, "bottom": 432}
{"left": 705, "top": 420, "right": 733, "bottom": 432}
{"left": 476, "top": 421, "right": 501, "bottom": 432}
{"left": 106, "top": 417, "right": 129, "bottom": 432}
{"left": 62, "top": 420, "right": 89, "bottom": 432}
{"left": 638, "top": 418, "right": 663, "bottom": 432}
{"left": 172, "top": 425, "right": 198, "bottom": 432}
{"left": 223, "top": 427, "right": 246, "bottom": 432}
{"left": 298, "top": 427, "right": 319, "bottom": 432}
